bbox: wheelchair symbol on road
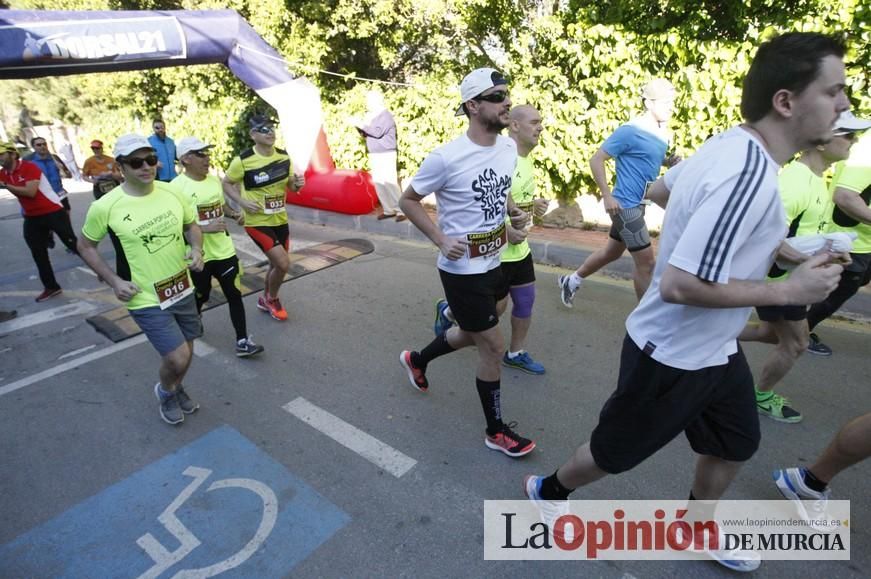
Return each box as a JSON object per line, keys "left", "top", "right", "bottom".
{"left": 135, "top": 465, "right": 278, "bottom": 579}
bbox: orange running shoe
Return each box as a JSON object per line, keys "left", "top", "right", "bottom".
{"left": 265, "top": 297, "right": 288, "bottom": 321}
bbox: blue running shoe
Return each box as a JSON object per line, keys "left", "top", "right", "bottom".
{"left": 502, "top": 351, "right": 545, "bottom": 375}
{"left": 433, "top": 298, "right": 454, "bottom": 336}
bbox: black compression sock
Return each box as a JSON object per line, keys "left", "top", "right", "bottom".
{"left": 803, "top": 468, "right": 829, "bottom": 492}
{"left": 539, "top": 471, "right": 573, "bottom": 500}
{"left": 475, "top": 378, "right": 503, "bottom": 435}
{"left": 417, "top": 332, "right": 456, "bottom": 368}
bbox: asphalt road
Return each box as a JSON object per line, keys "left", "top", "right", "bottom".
{"left": 1, "top": 183, "right": 868, "bottom": 578}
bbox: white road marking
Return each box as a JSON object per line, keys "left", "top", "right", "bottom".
{"left": 76, "top": 266, "right": 98, "bottom": 277}
{"left": 0, "top": 335, "right": 147, "bottom": 397}
{"left": 58, "top": 344, "right": 97, "bottom": 360}
{"left": 283, "top": 396, "right": 417, "bottom": 478}
{"left": 192, "top": 340, "right": 215, "bottom": 357}
{"left": 0, "top": 301, "right": 101, "bottom": 334}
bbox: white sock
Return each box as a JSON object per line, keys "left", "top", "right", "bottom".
{"left": 507, "top": 350, "right": 524, "bottom": 359}
{"left": 444, "top": 306, "right": 455, "bottom": 323}
{"left": 569, "top": 272, "right": 584, "bottom": 291}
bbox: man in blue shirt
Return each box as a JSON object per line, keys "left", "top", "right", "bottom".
{"left": 559, "top": 78, "right": 680, "bottom": 305}
{"left": 25, "top": 136, "right": 70, "bottom": 210}
{"left": 147, "top": 119, "right": 177, "bottom": 182}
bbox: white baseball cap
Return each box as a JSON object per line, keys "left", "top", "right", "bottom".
{"left": 642, "top": 78, "right": 676, "bottom": 101}
{"left": 833, "top": 110, "right": 871, "bottom": 133}
{"left": 455, "top": 68, "right": 509, "bottom": 116}
{"left": 177, "top": 136, "right": 213, "bottom": 158}
{"left": 113, "top": 133, "right": 153, "bottom": 158}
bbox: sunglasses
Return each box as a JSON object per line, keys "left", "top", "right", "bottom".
{"left": 123, "top": 154, "right": 159, "bottom": 169}
{"left": 252, "top": 126, "right": 275, "bottom": 134}
{"left": 33, "top": 142, "right": 47, "bottom": 147}
{"left": 189, "top": 150, "right": 211, "bottom": 158}
{"left": 833, "top": 131, "right": 857, "bottom": 141}
{"left": 474, "top": 91, "right": 509, "bottom": 104}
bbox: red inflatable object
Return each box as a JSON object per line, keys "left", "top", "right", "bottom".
{"left": 285, "top": 126, "right": 379, "bottom": 215}
{"left": 287, "top": 169, "right": 379, "bottom": 215}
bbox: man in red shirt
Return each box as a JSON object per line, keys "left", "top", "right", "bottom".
{"left": 0, "top": 142, "right": 79, "bottom": 302}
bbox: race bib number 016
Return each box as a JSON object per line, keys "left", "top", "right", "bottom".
{"left": 263, "top": 193, "right": 285, "bottom": 215}
{"left": 467, "top": 223, "right": 507, "bottom": 258}
{"left": 153, "top": 269, "right": 193, "bottom": 310}
{"left": 197, "top": 201, "right": 223, "bottom": 225}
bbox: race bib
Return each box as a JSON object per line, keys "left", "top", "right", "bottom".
{"left": 467, "top": 223, "right": 507, "bottom": 258}
{"left": 153, "top": 269, "right": 193, "bottom": 310}
{"left": 263, "top": 193, "right": 285, "bottom": 215}
{"left": 97, "top": 180, "right": 118, "bottom": 194}
{"left": 196, "top": 201, "right": 224, "bottom": 225}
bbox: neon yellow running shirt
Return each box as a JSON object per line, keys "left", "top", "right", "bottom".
{"left": 171, "top": 173, "right": 236, "bottom": 263}
{"left": 828, "top": 132, "right": 871, "bottom": 253}
{"left": 226, "top": 147, "right": 292, "bottom": 227}
{"left": 82, "top": 182, "right": 195, "bottom": 310}
{"left": 502, "top": 155, "right": 534, "bottom": 263}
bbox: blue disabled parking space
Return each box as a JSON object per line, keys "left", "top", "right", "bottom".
{"left": 1, "top": 425, "right": 349, "bottom": 578}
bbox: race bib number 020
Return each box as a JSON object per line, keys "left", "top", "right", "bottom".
{"left": 467, "top": 223, "right": 507, "bottom": 258}
{"left": 263, "top": 193, "right": 285, "bottom": 215}
{"left": 196, "top": 201, "right": 223, "bottom": 225}
{"left": 153, "top": 269, "right": 193, "bottom": 310}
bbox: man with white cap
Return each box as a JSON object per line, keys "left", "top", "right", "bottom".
{"left": 398, "top": 68, "right": 535, "bottom": 458}
{"left": 804, "top": 110, "right": 871, "bottom": 355}
{"left": 559, "top": 77, "right": 680, "bottom": 306}
{"left": 77, "top": 134, "right": 205, "bottom": 426}
{"left": 173, "top": 136, "right": 264, "bottom": 358}
{"left": 738, "top": 110, "right": 868, "bottom": 423}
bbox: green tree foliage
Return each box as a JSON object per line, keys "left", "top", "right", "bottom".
{"left": 4, "top": 0, "right": 870, "bottom": 203}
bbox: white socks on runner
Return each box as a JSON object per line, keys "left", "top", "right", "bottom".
{"left": 568, "top": 272, "right": 584, "bottom": 291}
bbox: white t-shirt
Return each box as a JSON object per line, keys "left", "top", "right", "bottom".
{"left": 626, "top": 127, "right": 787, "bottom": 370}
{"left": 410, "top": 133, "right": 517, "bottom": 274}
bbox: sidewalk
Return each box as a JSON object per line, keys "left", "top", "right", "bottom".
{"left": 286, "top": 204, "right": 871, "bottom": 325}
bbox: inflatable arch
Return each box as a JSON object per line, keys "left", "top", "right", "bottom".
{"left": 0, "top": 9, "right": 378, "bottom": 214}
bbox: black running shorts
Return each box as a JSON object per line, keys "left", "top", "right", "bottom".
{"left": 500, "top": 253, "right": 536, "bottom": 287}
{"left": 608, "top": 205, "right": 651, "bottom": 252}
{"left": 245, "top": 224, "right": 290, "bottom": 254}
{"left": 589, "top": 335, "right": 760, "bottom": 474}
{"left": 439, "top": 266, "right": 509, "bottom": 333}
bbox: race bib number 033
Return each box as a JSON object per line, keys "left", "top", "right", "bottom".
{"left": 153, "top": 269, "right": 193, "bottom": 310}
{"left": 197, "top": 201, "right": 223, "bottom": 225}
{"left": 467, "top": 223, "right": 507, "bottom": 258}
{"left": 263, "top": 193, "right": 285, "bottom": 215}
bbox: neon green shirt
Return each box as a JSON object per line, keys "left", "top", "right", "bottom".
{"left": 226, "top": 147, "right": 292, "bottom": 227}
{"left": 82, "top": 182, "right": 195, "bottom": 310}
{"left": 501, "top": 155, "right": 535, "bottom": 263}
{"left": 171, "top": 173, "right": 236, "bottom": 263}
{"left": 768, "top": 160, "right": 834, "bottom": 281}
{"left": 778, "top": 160, "right": 833, "bottom": 237}
{"left": 828, "top": 132, "right": 871, "bottom": 253}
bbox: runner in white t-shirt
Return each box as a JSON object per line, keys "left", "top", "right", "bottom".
{"left": 523, "top": 32, "right": 849, "bottom": 573}
{"left": 398, "top": 68, "right": 535, "bottom": 458}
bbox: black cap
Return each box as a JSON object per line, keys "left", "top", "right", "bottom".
{"left": 248, "top": 114, "right": 275, "bottom": 130}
